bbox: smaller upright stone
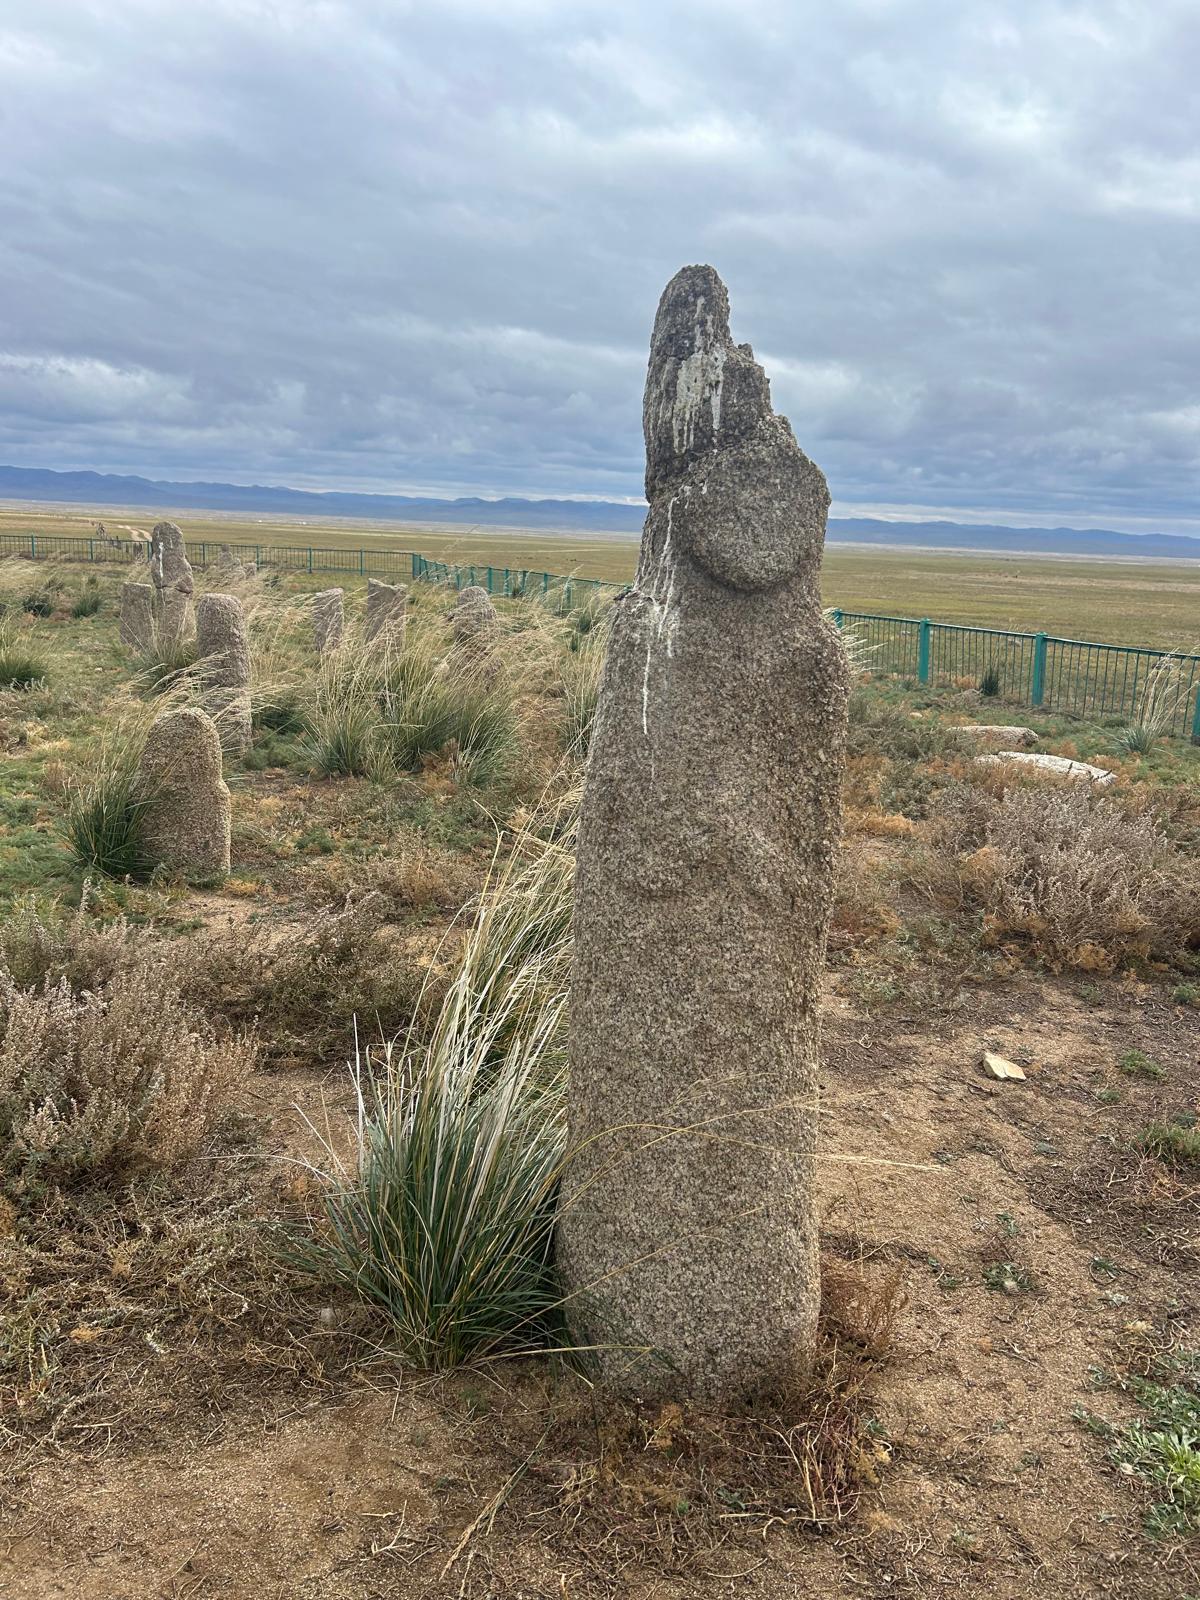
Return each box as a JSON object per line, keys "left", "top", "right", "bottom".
{"left": 218, "top": 544, "right": 235, "bottom": 568}
{"left": 150, "top": 520, "right": 194, "bottom": 647}
{"left": 366, "top": 579, "right": 408, "bottom": 644}
{"left": 119, "top": 582, "right": 155, "bottom": 650}
{"left": 195, "top": 593, "right": 252, "bottom": 756}
{"left": 136, "top": 708, "right": 231, "bottom": 878}
{"left": 452, "top": 585, "right": 499, "bottom": 653}
{"left": 312, "top": 588, "right": 345, "bottom": 654}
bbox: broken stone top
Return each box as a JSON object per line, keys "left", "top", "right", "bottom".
{"left": 150, "top": 520, "right": 194, "bottom": 595}
{"left": 638, "top": 264, "right": 828, "bottom": 595}
{"left": 644, "top": 265, "right": 772, "bottom": 498}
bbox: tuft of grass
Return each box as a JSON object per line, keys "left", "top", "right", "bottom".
{"left": 307, "top": 641, "right": 382, "bottom": 777}
{"left": 134, "top": 629, "right": 198, "bottom": 695}
{"left": 298, "top": 806, "right": 573, "bottom": 1366}
{"left": 1137, "top": 1116, "right": 1200, "bottom": 1166}
{"left": 0, "top": 617, "right": 48, "bottom": 690}
{"left": 560, "top": 631, "right": 605, "bottom": 758}
{"left": 70, "top": 583, "right": 102, "bottom": 619}
{"left": 376, "top": 629, "right": 520, "bottom": 787}
{"left": 58, "top": 695, "right": 180, "bottom": 878}
{"left": 1113, "top": 644, "right": 1200, "bottom": 755}
{"left": 21, "top": 587, "right": 56, "bottom": 618}
{"left": 1118, "top": 1049, "right": 1166, "bottom": 1080}
{"left": 977, "top": 661, "right": 1002, "bottom": 698}
{"left": 934, "top": 780, "right": 1200, "bottom": 970}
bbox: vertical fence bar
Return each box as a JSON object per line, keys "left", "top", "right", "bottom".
{"left": 1192, "top": 682, "right": 1200, "bottom": 746}
{"left": 917, "top": 618, "right": 931, "bottom": 683}
{"left": 1031, "top": 632, "right": 1047, "bottom": 706}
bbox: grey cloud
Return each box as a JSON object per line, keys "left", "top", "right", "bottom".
{"left": 1, "top": 0, "right": 1197, "bottom": 530}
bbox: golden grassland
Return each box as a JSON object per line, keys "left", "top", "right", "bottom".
{"left": 3, "top": 503, "right": 1200, "bottom": 648}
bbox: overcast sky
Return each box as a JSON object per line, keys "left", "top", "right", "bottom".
{"left": 2, "top": 1, "right": 1197, "bottom": 532}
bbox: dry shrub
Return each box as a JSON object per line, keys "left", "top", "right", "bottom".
{"left": 0, "top": 901, "right": 252, "bottom": 1202}
{"left": 302, "top": 836, "right": 480, "bottom": 915}
{"left": 933, "top": 779, "right": 1200, "bottom": 970}
{"left": 829, "top": 843, "right": 902, "bottom": 951}
{"left": 187, "top": 893, "right": 426, "bottom": 1068}
{"left": 821, "top": 1257, "right": 908, "bottom": 1361}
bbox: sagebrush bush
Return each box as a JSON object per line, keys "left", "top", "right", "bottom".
{"left": 187, "top": 892, "right": 424, "bottom": 1068}
{"left": 933, "top": 780, "right": 1200, "bottom": 969}
{"left": 0, "top": 902, "right": 252, "bottom": 1201}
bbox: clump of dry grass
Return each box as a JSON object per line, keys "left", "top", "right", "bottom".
{"left": 931, "top": 779, "right": 1200, "bottom": 970}
{"left": 444, "top": 1255, "right": 902, "bottom": 1579}
{"left": 301, "top": 834, "right": 482, "bottom": 915}
{"left": 0, "top": 899, "right": 253, "bottom": 1203}
{"left": 1115, "top": 645, "right": 1200, "bottom": 755}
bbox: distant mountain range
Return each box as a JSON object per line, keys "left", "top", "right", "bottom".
{"left": 3, "top": 464, "right": 1199, "bottom": 560}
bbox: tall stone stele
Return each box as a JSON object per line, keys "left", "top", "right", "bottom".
{"left": 136, "top": 707, "right": 231, "bottom": 878}
{"left": 452, "top": 584, "right": 499, "bottom": 658}
{"left": 149, "top": 520, "right": 194, "bottom": 647}
{"left": 312, "top": 587, "right": 345, "bottom": 654}
{"left": 119, "top": 581, "right": 154, "bottom": 650}
{"left": 365, "top": 578, "right": 408, "bottom": 643}
{"left": 195, "top": 593, "right": 252, "bottom": 756}
{"left": 557, "top": 265, "right": 849, "bottom": 1401}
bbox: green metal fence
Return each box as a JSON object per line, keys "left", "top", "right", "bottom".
{"left": 832, "top": 609, "right": 1200, "bottom": 741}
{"left": 3, "top": 530, "right": 1198, "bottom": 739}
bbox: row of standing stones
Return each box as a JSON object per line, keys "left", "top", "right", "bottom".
{"left": 116, "top": 528, "right": 504, "bottom": 880}
{"left": 107, "top": 267, "right": 899, "bottom": 1405}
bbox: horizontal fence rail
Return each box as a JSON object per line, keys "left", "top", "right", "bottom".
{"left": 3, "top": 530, "right": 1199, "bottom": 740}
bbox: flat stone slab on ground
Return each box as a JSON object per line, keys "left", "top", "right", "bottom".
{"left": 975, "top": 751, "right": 1115, "bottom": 785}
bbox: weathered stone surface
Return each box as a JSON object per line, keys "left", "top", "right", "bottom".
{"left": 312, "top": 588, "right": 345, "bottom": 653}
{"left": 557, "top": 265, "right": 849, "bottom": 1401}
{"left": 195, "top": 593, "right": 252, "bottom": 755}
{"left": 958, "top": 725, "right": 1039, "bottom": 748}
{"left": 975, "top": 751, "right": 1115, "bottom": 785}
{"left": 150, "top": 520, "right": 194, "bottom": 646}
{"left": 136, "top": 707, "right": 231, "bottom": 877}
{"left": 119, "top": 582, "right": 154, "bottom": 650}
{"left": 366, "top": 578, "right": 408, "bottom": 643}
{"left": 452, "top": 585, "right": 498, "bottom": 648}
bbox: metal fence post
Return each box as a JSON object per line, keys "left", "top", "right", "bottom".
{"left": 359, "top": 548, "right": 365, "bottom": 576}
{"left": 917, "top": 618, "right": 931, "bottom": 683}
{"left": 1031, "top": 632, "right": 1048, "bottom": 707}
{"left": 29, "top": 534, "right": 36, "bottom": 560}
{"left": 307, "top": 548, "right": 313, "bottom": 575}
{"left": 88, "top": 538, "right": 95, "bottom": 561}
{"left": 1191, "top": 682, "right": 1200, "bottom": 746}
{"left": 831, "top": 607, "right": 843, "bottom": 628}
